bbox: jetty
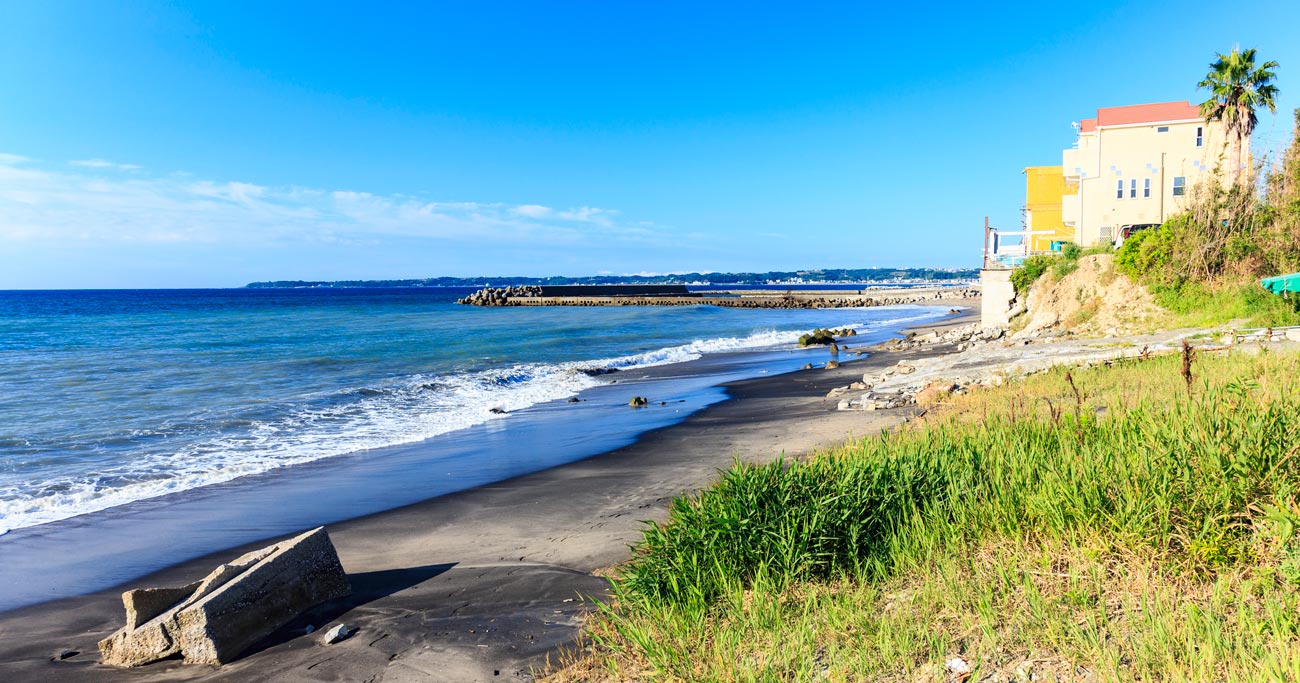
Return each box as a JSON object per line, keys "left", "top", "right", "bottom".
{"left": 456, "top": 284, "right": 979, "bottom": 309}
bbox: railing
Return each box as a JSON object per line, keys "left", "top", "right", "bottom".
{"left": 983, "top": 249, "right": 1065, "bottom": 270}
{"left": 1227, "top": 325, "right": 1300, "bottom": 345}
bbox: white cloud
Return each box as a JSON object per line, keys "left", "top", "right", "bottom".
{"left": 0, "top": 152, "right": 687, "bottom": 252}
{"left": 557, "top": 206, "right": 617, "bottom": 225}
{"left": 512, "top": 204, "right": 552, "bottom": 218}
{"left": 70, "top": 158, "right": 143, "bottom": 171}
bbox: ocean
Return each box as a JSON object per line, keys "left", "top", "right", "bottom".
{"left": 0, "top": 287, "right": 950, "bottom": 609}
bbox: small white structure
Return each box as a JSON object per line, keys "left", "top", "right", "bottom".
{"left": 979, "top": 217, "right": 1046, "bottom": 329}
{"left": 980, "top": 268, "right": 1015, "bottom": 329}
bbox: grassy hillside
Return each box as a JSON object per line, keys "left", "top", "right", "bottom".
{"left": 547, "top": 348, "right": 1300, "bottom": 682}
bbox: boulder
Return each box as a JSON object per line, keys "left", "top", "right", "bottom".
{"left": 629, "top": 396, "right": 648, "bottom": 407}
{"left": 322, "top": 624, "right": 353, "bottom": 644}
{"left": 99, "top": 527, "right": 350, "bottom": 667}
{"left": 825, "top": 360, "right": 840, "bottom": 369}
{"left": 798, "top": 329, "right": 836, "bottom": 347}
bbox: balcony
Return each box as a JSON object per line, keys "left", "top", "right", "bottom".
{"left": 1062, "top": 147, "right": 1094, "bottom": 181}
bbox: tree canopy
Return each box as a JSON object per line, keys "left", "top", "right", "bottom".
{"left": 1198, "top": 47, "right": 1279, "bottom": 179}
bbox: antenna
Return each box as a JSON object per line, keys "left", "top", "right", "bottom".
{"left": 1070, "top": 121, "right": 1080, "bottom": 131}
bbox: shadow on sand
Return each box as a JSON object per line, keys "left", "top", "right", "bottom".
{"left": 240, "top": 562, "right": 456, "bottom": 659}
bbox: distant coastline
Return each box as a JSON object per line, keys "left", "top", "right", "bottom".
{"left": 244, "top": 267, "right": 978, "bottom": 289}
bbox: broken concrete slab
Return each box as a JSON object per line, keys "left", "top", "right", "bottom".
{"left": 123, "top": 583, "right": 200, "bottom": 630}
{"left": 99, "top": 526, "right": 350, "bottom": 667}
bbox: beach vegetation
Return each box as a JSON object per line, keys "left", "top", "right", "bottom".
{"left": 1009, "top": 242, "right": 1110, "bottom": 297}
{"left": 1009, "top": 254, "right": 1053, "bottom": 295}
{"left": 546, "top": 348, "right": 1300, "bottom": 681}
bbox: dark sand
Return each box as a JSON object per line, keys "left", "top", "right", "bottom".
{"left": 0, "top": 308, "right": 978, "bottom": 683}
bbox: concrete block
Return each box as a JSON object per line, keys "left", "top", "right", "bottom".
{"left": 99, "top": 527, "right": 350, "bottom": 667}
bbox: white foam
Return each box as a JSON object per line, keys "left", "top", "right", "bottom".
{"left": 0, "top": 307, "right": 941, "bottom": 533}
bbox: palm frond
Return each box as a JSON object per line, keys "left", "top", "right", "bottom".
{"left": 1198, "top": 47, "right": 1280, "bottom": 138}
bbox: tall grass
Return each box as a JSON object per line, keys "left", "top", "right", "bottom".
{"left": 549, "top": 350, "right": 1300, "bottom": 682}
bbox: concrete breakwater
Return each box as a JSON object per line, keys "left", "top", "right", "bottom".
{"left": 457, "top": 285, "right": 980, "bottom": 309}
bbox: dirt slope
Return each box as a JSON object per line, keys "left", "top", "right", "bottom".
{"left": 1013, "top": 254, "right": 1162, "bottom": 338}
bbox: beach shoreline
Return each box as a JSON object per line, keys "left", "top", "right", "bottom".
{"left": 0, "top": 304, "right": 979, "bottom": 683}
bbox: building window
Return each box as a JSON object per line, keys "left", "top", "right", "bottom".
{"left": 1196, "top": 126, "right": 1203, "bottom": 147}
{"left": 1157, "top": 126, "right": 1170, "bottom": 133}
{"left": 1173, "top": 176, "right": 1186, "bottom": 196}
{"left": 1144, "top": 178, "right": 1151, "bottom": 198}
{"left": 1117, "top": 179, "right": 1124, "bottom": 199}
{"left": 1130, "top": 179, "right": 1137, "bottom": 198}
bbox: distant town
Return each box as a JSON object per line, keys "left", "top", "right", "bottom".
{"left": 245, "top": 267, "right": 979, "bottom": 289}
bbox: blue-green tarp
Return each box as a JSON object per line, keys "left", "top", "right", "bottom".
{"left": 1261, "top": 273, "right": 1300, "bottom": 295}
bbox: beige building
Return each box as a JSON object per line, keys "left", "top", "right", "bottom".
{"left": 1062, "top": 101, "right": 1229, "bottom": 246}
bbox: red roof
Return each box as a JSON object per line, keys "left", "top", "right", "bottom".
{"left": 1080, "top": 118, "right": 1096, "bottom": 133}
{"left": 1094, "top": 101, "right": 1201, "bottom": 127}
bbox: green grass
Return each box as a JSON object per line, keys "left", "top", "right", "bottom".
{"left": 547, "top": 350, "right": 1300, "bottom": 682}
{"left": 1114, "top": 219, "right": 1300, "bottom": 328}
{"left": 1149, "top": 280, "right": 1300, "bottom": 329}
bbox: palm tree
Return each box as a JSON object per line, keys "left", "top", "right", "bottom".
{"left": 1198, "top": 47, "right": 1280, "bottom": 183}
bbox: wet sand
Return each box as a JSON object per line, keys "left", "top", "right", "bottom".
{"left": 0, "top": 308, "right": 978, "bottom": 683}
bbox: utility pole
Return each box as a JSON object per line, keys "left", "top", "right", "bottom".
{"left": 983, "top": 216, "right": 991, "bottom": 270}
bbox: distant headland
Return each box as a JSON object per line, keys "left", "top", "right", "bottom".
{"left": 244, "top": 268, "right": 978, "bottom": 289}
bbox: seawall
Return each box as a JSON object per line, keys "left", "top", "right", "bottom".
{"left": 457, "top": 285, "right": 980, "bottom": 309}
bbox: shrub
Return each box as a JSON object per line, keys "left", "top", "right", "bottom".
{"left": 1010, "top": 255, "right": 1053, "bottom": 296}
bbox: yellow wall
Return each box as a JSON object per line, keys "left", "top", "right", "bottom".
{"left": 1023, "top": 166, "right": 1075, "bottom": 252}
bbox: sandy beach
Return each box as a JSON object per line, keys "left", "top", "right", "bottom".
{"left": 0, "top": 308, "right": 978, "bottom": 683}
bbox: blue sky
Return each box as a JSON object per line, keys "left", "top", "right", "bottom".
{"left": 2, "top": 1, "right": 1299, "bottom": 288}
